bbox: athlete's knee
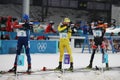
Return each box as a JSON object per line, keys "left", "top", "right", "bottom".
{"left": 60, "top": 53, "right": 64, "bottom": 58}
{"left": 16, "top": 49, "right": 21, "bottom": 55}
{"left": 25, "top": 46, "right": 29, "bottom": 49}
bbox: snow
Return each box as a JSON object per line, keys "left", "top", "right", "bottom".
{"left": 0, "top": 51, "right": 120, "bottom": 80}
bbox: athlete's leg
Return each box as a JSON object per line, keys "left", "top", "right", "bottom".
{"left": 24, "top": 39, "right": 31, "bottom": 72}
{"left": 55, "top": 40, "right": 65, "bottom": 70}
{"left": 9, "top": 38, "right": 23, "bottom": 72}
{"left": 24, "top": 41, "right": 31, "bottom": 65}
{"left": 59, "top": 40, "right": 65, "bottom": 62}
{"left": 87, "top": 40, "right": 98, "bottom": 68}
{"left": 101, "top": 41, "right": 109, "bottom": 69}
{"left": 88, "top": 49, "right": 96, "bottom": 68}
{"left": 14, "top": 39, "right": 23, "bottom": 66}
{"left": 66, "top": 41, "right": 73, "bottom": 70}
{"left": 66, "top": 42, "right": 73, "bottom": 63}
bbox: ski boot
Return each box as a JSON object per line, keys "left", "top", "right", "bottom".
{"left": 55, "top": 62, "right": 62, "bottom": 71}
{"left": 26, "top": 65, "right": 31, "bottom": 74}
{"left": 106, "top": 63, "right": 109, "bottom": 70}
{"left": 8, "top": 66, "right": 17, "bottom": 74}
{"left": 67, "top": 62, "right": 73, "bottom": 72}
{"left": 86, "top": 64, "right": 92, "bottom": 69}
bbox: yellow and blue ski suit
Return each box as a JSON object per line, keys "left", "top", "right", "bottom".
{"left": 58, "top": 23, "right": 73, "bottom": 63}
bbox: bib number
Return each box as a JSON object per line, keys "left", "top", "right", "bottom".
{"left": 17, "top": 30, "right": 27, "bottom": 37}
{"left": 60, "top": 33, "right": 67, "bottom": 38}
{"left": 93, "top": 30, "right": 102, "bottom": 37}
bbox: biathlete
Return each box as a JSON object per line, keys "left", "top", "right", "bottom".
{"left": 55, "top": 18, "right": 73, "bottom": 71}
{"left": 87, "top": 19, "right": 109, "bottom": 69}
{"left": 9, "top": 16, "right": 31, "bottom": 73}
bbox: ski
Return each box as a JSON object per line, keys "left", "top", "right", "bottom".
{"left": 0, "top": 71, "right": 33, "bottom": 75}
{"left": 0, "top": 68, "right": 62, "bottom": 75}
{"left": 0, "top": 67, "right": 119, "bottom": 75}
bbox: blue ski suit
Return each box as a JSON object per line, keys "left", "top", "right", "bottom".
{"left": 14, "top": 22, "right": 31, "bottom": 67}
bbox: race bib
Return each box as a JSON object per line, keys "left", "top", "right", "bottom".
{"left": 17, "top": 30, "right": 27, "bottom": 37}
{"left": 60, "top": 33, "right": 67, "bottom": 38}
{"left": 93, "top": 30, "right": 102, "bottom": 37}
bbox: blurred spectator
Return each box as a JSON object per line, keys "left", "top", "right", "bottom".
{"left": 33, "top": 25, "right": 44, "bottom": 33}
{"left": 0, "top": 16, "right": 7, "bottom": 31}
{"left": 37, "top": 36, "right": 46, "bottom": 40}
{"left": 118, "top": 45, "right": 120, "bottom": 51}
{"left": 6, "top": 16, "right": 13, "bottom": 32}
{"left": 45, "top": 21, "right": 56, "bottom": 33}
{"left": 110, "top": 32, "right": 114, "bottom": 36}
{"left": 113, "top": 40, "right": 120, "bottom": 51}
{"left": 5, "top": 34, "right": 10, "bottom": 40}
{"left": 0, "top": 34, "right": 4, "bottom": 40}
{"left": 30, "top": 35, "right": 34, "bottom": 40}
{"left": 1, "top": 34, "right": 10, "bottom": 40}
{"left": 32, "top": 20, "right": 44, "bottom": 33}
{"left": 38, "top": 25, "right": 44, "bottom": 32}
{"left": 81, "top": 22, "right": 89, "bottom": 35}
{"left": 12, "top": 18, "right": 21, "bottom": 29}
